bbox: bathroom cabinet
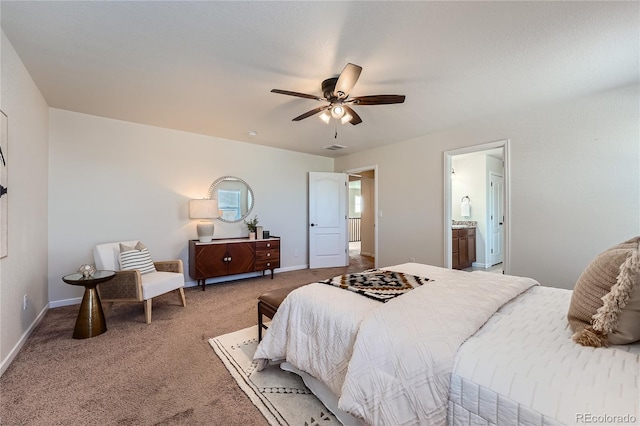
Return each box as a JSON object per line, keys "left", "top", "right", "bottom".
{"left": 452, "top": 227, "right": 476, "bottom": 270}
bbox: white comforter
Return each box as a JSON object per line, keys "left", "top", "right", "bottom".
{"left": 254, "top": 263, "right": 538, "bottom": 426}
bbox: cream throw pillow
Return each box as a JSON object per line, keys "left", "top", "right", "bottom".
{"left": 118, "top": 241, "right": 157, "bottom": 275}
{"left": 568, "top": 236, "right": 640, "bottom": 347}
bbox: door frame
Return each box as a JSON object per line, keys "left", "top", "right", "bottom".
{"left": 343, "top": 164, "right": 378, "bottom": 269}
{"left": 488, "top": 171, "right": 504, "bottom": 267}
{"left": 443, "top": 140, "right": 510, "bottom": 273}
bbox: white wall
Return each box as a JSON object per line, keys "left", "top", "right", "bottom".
{"left": 335, "top": 84, "right": 640, "bottom": 290}
{"left": 48, "top": 109, "right": 333, "bottom": 304}
{"left": 0, "top": 32, "right": 50, "bottom": 374}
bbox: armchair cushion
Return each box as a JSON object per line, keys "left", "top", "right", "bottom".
{"left": 142, "top": 271, "right": 185, "bottom": 300}
{"left": 119, "top": 241, "right": 156, "bottom": 275}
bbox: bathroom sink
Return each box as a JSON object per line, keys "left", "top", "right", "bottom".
{"left": 451, "top": 225, "right": 468, "bottom": 229}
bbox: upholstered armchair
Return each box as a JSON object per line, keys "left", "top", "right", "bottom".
{"left": 92, "top": 240, "right": 186, "bottom": 324}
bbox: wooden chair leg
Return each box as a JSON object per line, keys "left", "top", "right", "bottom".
{"left": 177, "top": 288, "right": 186, "bottom": 307}
{"left": 144, "top": 299, "right": 152, "bottom": 324}
{"left": 101, "top": 301, "right": 113, "bottom": 315}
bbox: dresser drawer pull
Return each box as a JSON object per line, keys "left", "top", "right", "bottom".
{"left": 267, "top": 253, "right": 271, "bottom": 257}
{"left": 266, "top": 263, "right": 271, "bottom": 267}
{"left": 266, "top": 243, "right": 271, "bottom": 247}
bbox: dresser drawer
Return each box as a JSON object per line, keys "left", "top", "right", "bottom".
{"left": 255, "top": 238, "right": 280, "bottom": 273}
{"left": 256, "top": 240, "right": 280, "bottom": 251}
{"left": 255, "top": 259, "right": 280, "bottom": 271}
{"left": 256, "top": 249, "right": 279, "bottom": 261}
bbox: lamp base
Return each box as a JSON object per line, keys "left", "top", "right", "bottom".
{"left": 197, "top": 221, "right": 215, "bottom": 243}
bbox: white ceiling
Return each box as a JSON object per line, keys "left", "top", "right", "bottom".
{"left": 2, "top": 1, "right": 638, "bottom": 158}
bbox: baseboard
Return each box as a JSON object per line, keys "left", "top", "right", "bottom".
{"left": 1, "top": 303, "right": 49, "bottom": 377}
{"left": 276, "top": 264, "right": 309, "bottom": 273}
{"left": 49, "top": 296, "right": 82, "bottom": 308}
{"left": 184, "top": 264, "right": 309, "bottom": 288}
{"left": 360, "top": 251, "right": 375, "bottom": 258}
{"left": 472, "top": 261, "right": 490, "bottom": 269}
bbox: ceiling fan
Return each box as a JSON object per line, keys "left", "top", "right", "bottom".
{"left": 271, "top": 63, "right": 405, "bottom": 125}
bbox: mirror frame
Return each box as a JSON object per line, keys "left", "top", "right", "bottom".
{"left": 207, "top": 176, "right": 255, "bottom": 223}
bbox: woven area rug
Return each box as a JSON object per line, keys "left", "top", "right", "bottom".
{"left": 209, "top": 325, "right": 340, "bottom": 426}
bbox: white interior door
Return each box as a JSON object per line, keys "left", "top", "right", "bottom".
{"left": 489, "top": 173, "right": 504, "bottom": 266}
{"left": 309, "top": 172, "right": 348, "bottom": 268}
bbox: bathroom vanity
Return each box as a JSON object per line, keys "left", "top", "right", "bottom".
{"left": 452, "top": 225, "right": 476, "bottom": 270}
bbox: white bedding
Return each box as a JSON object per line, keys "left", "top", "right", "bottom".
{"left": 449, "top": 285, "right": 640, "bottom": 426}
{"left": 254, "top": 263, "right": 537, "bottom": 425}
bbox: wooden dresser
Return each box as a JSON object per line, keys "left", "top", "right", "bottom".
{"left": 188, "top": 237, "right": 280, "bottom": 290}
{"left": 452, "top": 227, "right": 476, "bottom": 270}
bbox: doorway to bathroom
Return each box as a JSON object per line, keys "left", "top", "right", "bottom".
{"left": 444, "top": 140, "right": 509, "bottom": 273}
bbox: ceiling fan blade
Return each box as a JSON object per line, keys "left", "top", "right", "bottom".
{"left": 351, "top": 95, "right": 406, "bottom": 105}
{"left": 292, "top": 105, "right": 330, "bottom": 121}
{"left": 343, "top": 105, "right": 362, "bottom": 125}
{"left": 271, "top": 89, "right": 322, "bottom": 101}
{"left": 333, "top": 63, "right": 362, "bottom": 99}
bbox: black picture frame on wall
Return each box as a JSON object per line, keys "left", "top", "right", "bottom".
{"left": 1, "top": 109, "right": 7, "bottom": 258}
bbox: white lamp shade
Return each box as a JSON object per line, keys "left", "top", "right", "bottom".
{"left": 189, "top": 199, "right": 218, "bottom": 219}
{"left": 341, "top": 112, "right": 353, "bottom": 124}
{"left": 319, "top": 110, "right": 331, "bottom": 124}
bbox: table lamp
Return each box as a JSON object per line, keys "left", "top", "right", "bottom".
{"left": 189, "top": 199, "right": 219, "bottom": 243}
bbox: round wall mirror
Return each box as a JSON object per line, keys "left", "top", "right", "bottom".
{"left": 207, "top": 176, "right": 254, "bottom": 223}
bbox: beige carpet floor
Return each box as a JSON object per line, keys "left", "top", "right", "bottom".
{"left": 0, "top": 256, "right": 373, "bottom": 426}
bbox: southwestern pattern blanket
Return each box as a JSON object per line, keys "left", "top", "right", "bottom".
{"left": 319, "top": 269, "right": 431, "bottom": 302}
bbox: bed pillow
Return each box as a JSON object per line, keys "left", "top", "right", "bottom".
{"left": 118, "top": 241, "right": 157, "bottom": 275}
{"left": 568, "top": 236, "right": 640, "bottom": 347}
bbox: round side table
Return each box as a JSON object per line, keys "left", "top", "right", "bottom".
{"left": 62, "top": 270, "right": 115, "bottom": 339}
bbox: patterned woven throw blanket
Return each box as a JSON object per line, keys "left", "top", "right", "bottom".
{"left": 319, "top": 269, "right": 431, "bottom": 302}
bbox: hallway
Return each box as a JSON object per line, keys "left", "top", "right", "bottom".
{"left": 349, "top": 241, "right": 374, "bottom": 271}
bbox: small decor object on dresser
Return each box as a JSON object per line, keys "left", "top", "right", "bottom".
{"left": 256, "top": 226, "right": 264, "bottom": 239}
{"left": 244, "top": 214, "right": 259, "bottom": 239}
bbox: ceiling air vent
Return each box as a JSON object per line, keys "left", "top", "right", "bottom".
{"left": 324, "top": 144, "right": 347, "bottom": 151}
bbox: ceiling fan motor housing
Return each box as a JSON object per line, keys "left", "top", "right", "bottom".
{"left": 322, "top": 77, "right": 340, "bottom": 101}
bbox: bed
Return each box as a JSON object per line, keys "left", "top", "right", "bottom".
{"left": 253, "top": 262, "right": 640, "bottom": 426}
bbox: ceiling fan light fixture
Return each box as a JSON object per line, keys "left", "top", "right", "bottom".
{"left": 341, "top": 112, "right": 353, "bottom": 125}
{"left": 271, "top": 62, "right": 405, "bottom": 126}
{"left": 331, "top": 105, "right": 345, "bottom": 119}
{"left": 319, "top": 111, "right": 331, "bottom": 124}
